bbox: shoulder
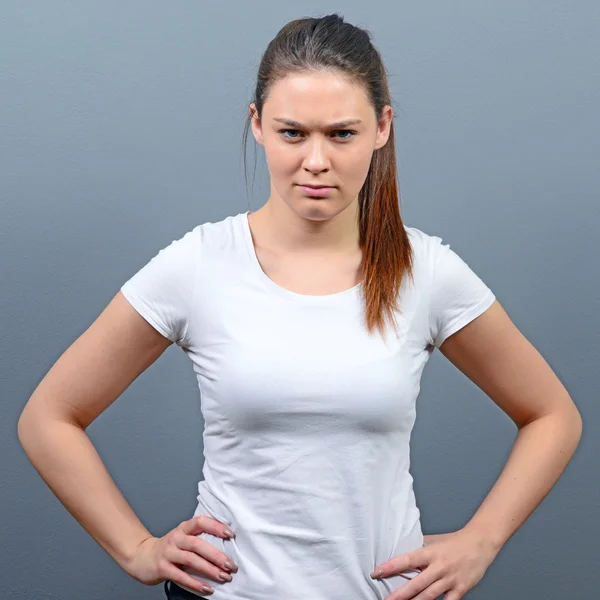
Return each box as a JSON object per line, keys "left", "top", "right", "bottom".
{"left": 185, "top": 212, "right": 244, "bottom": 253}
{"left": 121, "top": 212, "right": 242, "bottom": 282}
{"left": 151, "top": 213, "right": 242, "bottom": 266}
{"left": 405, "top": 224, "right": 443, "bottom": 247}
{"left": 404, "top": 224, "right": 447, "bottom": 274}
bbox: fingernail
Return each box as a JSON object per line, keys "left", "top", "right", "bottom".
{"left": 223, "top": 560, "right": 236, "bottom": 571}
{"left": 370, "top": 568, "right": 383, "bottom": 578}
{"left": 218, "top": 571, "right": 232, "bottom": 582}
{"left": 223, "top": 527, "right": 235, "bottom": 537}
{"left": 201, "top": 584, "right": 214, "bottom": 593}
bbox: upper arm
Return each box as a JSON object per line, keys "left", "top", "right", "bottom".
{"left": 19, "top": 225, "right": 199, "bottom": 431}
{"left": 19, "top": 291, "right": 173, "bottom": 431}
{"left": 438, "top": 299, "right": 581, "bottom": 428}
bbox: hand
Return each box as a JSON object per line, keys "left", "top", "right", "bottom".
{"left": 370, "top": 528, "right": 500, "bottom": 600}
{"left": 124, "top": 515, "right": 238, "bottom": 595}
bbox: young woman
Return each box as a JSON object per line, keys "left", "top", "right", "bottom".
{"left": 18, "top": 13, "right": 582, "bottom": 600}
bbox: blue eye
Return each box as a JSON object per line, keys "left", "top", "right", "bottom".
{"left": 334, "top": 130, "right": 356, "bottom": 140}
{"left": 279, "top": 129, "right": 302, "bottom": 139}
{"left": 278, "top": 129, "right": 356, "bottom": 141}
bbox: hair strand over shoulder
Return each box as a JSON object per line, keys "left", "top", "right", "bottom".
{"left": 241, "top": 13, "right": 414, "bottom": 338}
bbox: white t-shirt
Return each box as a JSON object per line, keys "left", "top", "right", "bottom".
{"left": 120, "top": 210, "right": 496, "bottom": 599}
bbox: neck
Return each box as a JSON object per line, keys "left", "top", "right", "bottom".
{"left": 253, "top": 197, "right": 361, "bottom": 256}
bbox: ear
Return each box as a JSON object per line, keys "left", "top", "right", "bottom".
{"left": 374, "top": 105, "right": 393, "bottom": 150}
{"left": 249, "top": 103, "right": 264, "bottom": 146}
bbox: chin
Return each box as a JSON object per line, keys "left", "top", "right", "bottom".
{"left": 298, "top": 202, "right": 348, "bottom": 222}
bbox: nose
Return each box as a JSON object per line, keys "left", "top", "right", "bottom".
{"left": 302, "top": 137, "right": 330, "bottom": 173}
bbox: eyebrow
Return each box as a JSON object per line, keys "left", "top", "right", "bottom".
{"left": 273, "top": 117, "right": 363, "bottom": 129}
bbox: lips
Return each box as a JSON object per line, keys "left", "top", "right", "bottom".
{"left": 298, "top": 184, "right": 333, "bottom": 189}
{"left": 298, "top": 184, "right": 334, "bottom": 198}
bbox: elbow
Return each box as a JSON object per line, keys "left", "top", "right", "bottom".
{"left": 523, "top": 393, "right": 583, "bottom": 434}
{"left": 17, "top": 404, "right": 37, "bottom": 449}
{"left": 558, "top": 401, "right": 583, "bottom": 438}
{"left": 17, "top": 401, "right": 53, "bottom": 450}
{"left": 571, "top": 408, "right": 583, "bottom": 440}
{"left": 564, "top": 408, "right": 584, "bottom": 457}
{"left": 540, "top": 404, "right": 583, "bottom": 441}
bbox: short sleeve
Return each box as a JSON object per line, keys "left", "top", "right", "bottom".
{"left": 428, "top": 237, "right": 496, "bottom": 348}
{"left": 119, "top": 227, "right": 200, "bottom": 347}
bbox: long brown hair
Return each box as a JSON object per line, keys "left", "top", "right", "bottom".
{"left": 241, "top": 13, "right": 414, "bottom": 338}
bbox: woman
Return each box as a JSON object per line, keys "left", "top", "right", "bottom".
{"left": 18, "top": 13, "right": 582, "bottom": 600}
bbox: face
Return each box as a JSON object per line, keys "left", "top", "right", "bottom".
{"left": 249, "top": 71, "right": 393, "bottom": 222}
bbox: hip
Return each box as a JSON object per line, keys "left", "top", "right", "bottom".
{"left": 164, "top": 580, "right": 208, "bottom": 599}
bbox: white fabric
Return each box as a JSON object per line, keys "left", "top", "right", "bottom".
{"left": 120, "top": 210, "right": 496, "bottom": 599}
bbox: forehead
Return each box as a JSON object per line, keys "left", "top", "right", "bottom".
{"left": 263, "top": 72, "right": 373, "bottom": 124}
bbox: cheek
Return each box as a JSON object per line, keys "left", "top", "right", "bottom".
{"left": 264, "top": 144, "right": 296, "bottom": 175}
{"left": 340, "top": 150, "right": 372, "bottom": 182}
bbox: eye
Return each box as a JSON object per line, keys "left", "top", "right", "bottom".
{"left": 278, "top": 129, "right": 356, "bottom": 141}
{"left": 334, "top": 130, "right": 356, "bottom": 140}
{"left": 279, "top": 129, "right": 303, "bottom": 140}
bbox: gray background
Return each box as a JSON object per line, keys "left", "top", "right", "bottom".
{"left": 2, "top": 1, "right": 598, "bottom": 598}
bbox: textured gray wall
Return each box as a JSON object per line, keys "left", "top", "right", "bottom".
{"left": 2, "top": 1, "right": 598, "bottom": 598}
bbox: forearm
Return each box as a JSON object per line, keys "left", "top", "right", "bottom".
{"left": 18, "top": 412, "right": 154, "bottom": 574}
{"left": 462, "top": 408, "right": 582, "bottom": 552}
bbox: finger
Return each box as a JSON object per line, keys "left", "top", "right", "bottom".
{"left": 408, "top": 578, "right": 452, "bottom": 600}
{"left": 387, "top": 570, "right": 443, "bottom": 600}
{"left": 398, "top": 567, "right": 422, "bottom": 581}
{"left": 161, "top": 562, "right": 215, "bottom": 596}
{"left": 181, "top": 515, "right": 235, "bottom": 539}
{"left": 179, "top": 533, "right": 238, "bottom": 573}
{"left": 168, "top": 547, "right": 232, "bottom": 584}
{"left": 442, "top": 591, "right": 464, "bottom": 600}
{"left": 371, "top": 550, "right": 428, "bottom": 579}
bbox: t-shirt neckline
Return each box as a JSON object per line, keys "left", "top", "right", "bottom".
{"left": 239, "top": 210, "right": 362, "bottom": 306}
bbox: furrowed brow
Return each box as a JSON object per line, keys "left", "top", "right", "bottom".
{"left": 273, "top": 117, "right": 362, "bottom": 129}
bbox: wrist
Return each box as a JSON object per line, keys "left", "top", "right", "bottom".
{"left": 119, "top": 534, "right": 157, "bottom": 577}
{"left": 461, "top": 523, "right": 504, "bottom": 558}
